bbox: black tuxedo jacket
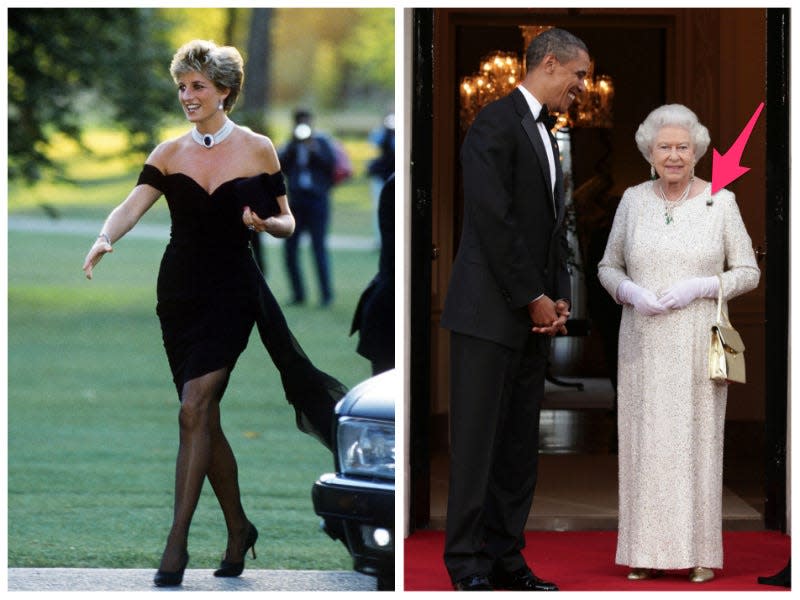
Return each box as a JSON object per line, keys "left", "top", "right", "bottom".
{"left": 441, "top": 88, "right": 572, "bottom": 350}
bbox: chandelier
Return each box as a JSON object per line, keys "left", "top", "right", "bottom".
{"left": 459, "top": 52, "right": 521, "bottom": 131}
{"left": 459, "top": 27, "right": 614, "bottom": 132}
{"left": 568, "top": 61, "right": 614, "bottom": 129}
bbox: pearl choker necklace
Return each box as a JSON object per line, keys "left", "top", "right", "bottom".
{"left": 191, "top": 119, "right": 235, "bottom": 149}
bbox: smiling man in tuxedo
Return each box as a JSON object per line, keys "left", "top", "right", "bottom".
{"left": 441, "top": 28, "right": 590, "bottom": 591}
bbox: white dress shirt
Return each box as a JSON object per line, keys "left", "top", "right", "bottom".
{"left": 516, "top": 85, "right": 562, "bottom": 307}
{"left": 517, "top": 85, "right": 556, "bottom": 196}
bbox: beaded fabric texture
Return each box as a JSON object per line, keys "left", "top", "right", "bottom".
{"left": 598, "top": 181, "right": 759, "bottom": 569}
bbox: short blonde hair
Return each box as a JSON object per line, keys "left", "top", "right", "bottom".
{"left": 170, "top": 40, "right": 244, "bottom": 113}
{"left": 635, "top": 104, "right": 711, "bottom": 163}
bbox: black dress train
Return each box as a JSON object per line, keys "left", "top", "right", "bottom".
{"left": 137, "top": 164, "right": 345, "bottom": 449}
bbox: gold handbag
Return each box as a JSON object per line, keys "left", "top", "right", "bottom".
{"left": 708, "top": 275, "right": 746, "bottom": 384}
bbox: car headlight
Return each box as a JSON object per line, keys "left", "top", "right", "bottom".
{"left": 337, "top": 417, "right": 395, "bottom": 479}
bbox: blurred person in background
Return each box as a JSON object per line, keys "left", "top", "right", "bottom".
{"left": 279, "top": 108, "right": 337, "bottom": 307}
{"left": 367, "top": 112, "right": 395, "bottom": 247}
{"left": 351, "top": 173, "right": 395, "bottom": 375}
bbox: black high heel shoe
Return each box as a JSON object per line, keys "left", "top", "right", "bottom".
{"left": 154, "top": 552, "right": 189, "bottom": 587}
{"left": 214, "top": 523, "right": 258, "bottom": 578}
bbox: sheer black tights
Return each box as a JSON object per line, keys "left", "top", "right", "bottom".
{"left": 158, "top": 368, "right": 250, "bottom": 572}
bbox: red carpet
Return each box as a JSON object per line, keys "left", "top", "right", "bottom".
{"left": 404, "top": 530, "right": 790, "bottom": 591}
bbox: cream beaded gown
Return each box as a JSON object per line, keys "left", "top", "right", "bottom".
{"left": 598, "top": 181, "right": 759, "bottom": 569}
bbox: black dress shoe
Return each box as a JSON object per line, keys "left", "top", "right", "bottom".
{"left": 453, "top": 574, "right": 493, "bottom": 591}
{"left": 758, "top": 560, "right": 790, "bottom": 588}
{"left": 490, "top": 567, "right": 558, "bottom": 591}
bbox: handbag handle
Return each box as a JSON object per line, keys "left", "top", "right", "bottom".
{"left": 715, "top": 274, "right": 731, "bottom": 327}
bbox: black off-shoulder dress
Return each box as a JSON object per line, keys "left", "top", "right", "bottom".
{"left": 137, "top": 164, "right": 345, "bottom": 449}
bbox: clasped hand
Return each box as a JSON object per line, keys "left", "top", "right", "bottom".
{"left": 528, "top": 296, "right": 570, "bottom": 336}
{"left": 618, "top": 277, "right": 719, "bottom": 315}
{"left": 659, "top": 276, "right": 719, "bottom": 309}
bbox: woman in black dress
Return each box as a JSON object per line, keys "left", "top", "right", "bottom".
{"left": 82, "top": 40, "right": 344, "bottom": 587}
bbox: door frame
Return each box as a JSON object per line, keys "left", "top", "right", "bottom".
{"left": 409, "top": 7, "right": 435, "bottom": 529}
{"left": 763, "top": 7, "right": 789, "bottom": 531}
{"left": 408, "top": 7, "right": 789, "bottom": 532}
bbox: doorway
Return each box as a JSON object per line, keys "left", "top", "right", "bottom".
{"left": 408, "top": 7, "right": 787, "bottom": 533}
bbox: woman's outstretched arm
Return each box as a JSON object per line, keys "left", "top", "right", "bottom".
{"left": 82, "top": 183, "right": 162, "bottom": 279}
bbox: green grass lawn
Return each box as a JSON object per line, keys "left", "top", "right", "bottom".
{"left": 7, "top": 127, "right": 385, "bottom": 570}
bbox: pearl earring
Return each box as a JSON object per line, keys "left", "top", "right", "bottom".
{"left": 218, "top": 101, "right": 224, "bottom": 111}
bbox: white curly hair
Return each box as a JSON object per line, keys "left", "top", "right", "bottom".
{"left": 635, "top": 104, "right": 711, "bottom": 163}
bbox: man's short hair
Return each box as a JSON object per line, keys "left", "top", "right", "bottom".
{"left": 525, "top": 28, "right": 588, "bottom": 70}
{"left": 293, "top": 108, "right": 312, "bottom": 124}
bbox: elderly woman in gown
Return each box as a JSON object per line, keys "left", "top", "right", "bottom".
{"left": 598, "top": 104, "right": 760, "bottom": 583}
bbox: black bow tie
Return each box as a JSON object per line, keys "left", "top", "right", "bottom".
{"left": 536, "top": 105, "right": 556, "bottom": 130}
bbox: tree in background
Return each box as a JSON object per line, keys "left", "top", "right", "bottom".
{"left": 339, "top": 8, "right": 395, "bottom": 105}
{"left": 8, "top": 8, "right": 175, "bottom": 182}
{"left": 157, "top": 7, "right": 393, "bottom": 116}
{"left": 272, "top": 8, "right": 393, "bottom": 110}
{"left": 239, "top": 8, "right": 274, "bottom": 135}
{"left": 7, "top": 7, "right": 394, "bottom": 184}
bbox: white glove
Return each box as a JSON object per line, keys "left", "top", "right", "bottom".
{"left": 659, "top": 276, "right": 719, "bottom": 310}
{"left": 616, "top": 280, "right": 667, "bottom": 316}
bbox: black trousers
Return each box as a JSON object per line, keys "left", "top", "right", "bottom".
{"left": 443, "top": 331, "right": 549, "bottom": 583}
{"left": 284, "top": 191, "right": 332, "bottom": 304}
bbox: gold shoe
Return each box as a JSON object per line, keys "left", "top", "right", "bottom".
{"left": 627, "top": 568, "right": 659, "bottom": 580}
{"left": 689, "top": 567, "right": 714, "bottom": 583}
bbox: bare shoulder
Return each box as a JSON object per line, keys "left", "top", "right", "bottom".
{"left": 146, "top": 134, "right": 188, "bottom": 172}
{"left": 238, "top": 127, "right": 280, "bottom": 172}
{"left": 238, "top": 127, "right": 277, "bottom": 154}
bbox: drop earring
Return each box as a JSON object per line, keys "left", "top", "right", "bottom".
{"left": 650, "top": 164, "right": 656, "bottom": 180}
{"left": 218, "top": 100, "right": 224, "bottom": 111}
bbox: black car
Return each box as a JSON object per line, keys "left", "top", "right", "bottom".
{"left": 312, "top": 369, "right": 396, "bottom": 590}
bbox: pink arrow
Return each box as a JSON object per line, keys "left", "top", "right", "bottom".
{"left": 711, "top": 101, "right": 764, "bottom": 194}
